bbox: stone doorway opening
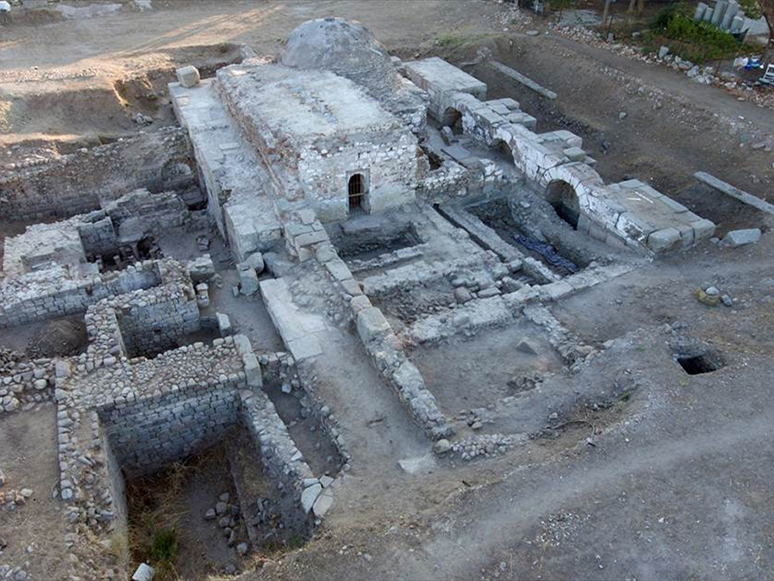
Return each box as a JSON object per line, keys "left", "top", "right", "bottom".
{"left": 546, "top": 180, "right": 580, "bottom": 230}
{"left": 348, "top": 172, "right": 367, "bottom": 214}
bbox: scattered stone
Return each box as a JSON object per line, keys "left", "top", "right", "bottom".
{"left": 454, "top": 287, "right": 473, "bottom": 304}
{"left": 245, "top": 252, "right": 265, "bottom": 274}
{"left": 204, "top": 508, "right": 216, "bottom": 520}
{"left": 176, "top": 65, "right": 200, "bottom": 88}
{"left": 723, "top": 228, "right": 761, "bottom": 247}
{"left": 301, "top": 483, "right": 322, "bottom": 513}
{"left": 696, "top": 288, "right": 720, "bottom": 306}
{"left": 516, "top": 339, "right": 538, "bottom": 355}
{"left": 237, "top": 263, "right": 260, "bottom": 295}
{"left": 433, "top": 438, "right": 451, "bottom": 454}
{"left": 236, "top": 542, "right": 249, "bottom": 556}
{"left": 131, "top": 563, "right": 155, "bottom": 581}
{"left": 721, "top": 294, "right": 733, "bottom": 307}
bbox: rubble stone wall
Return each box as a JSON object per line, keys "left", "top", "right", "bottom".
{"left": 0, "top": 128, "right": 194, "bottom": 221}
{"left": 0, "top": 262, "right": 162, "bottom": 329}
{"left": 114, "top": 287, "right": 200, "bottom": 358}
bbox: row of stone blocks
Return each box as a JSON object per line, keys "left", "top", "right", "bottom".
{"left": 313, "top": 237, "right": 453, "bottom": 440}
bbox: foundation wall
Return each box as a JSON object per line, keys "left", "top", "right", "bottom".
{"left": 0, "top": 128, "right": 194, "bottom": 221}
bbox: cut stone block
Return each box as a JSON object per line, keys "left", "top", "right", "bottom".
{"left": 242, "top": 352, "right": 263, "bottom": 388}
{"left": 325, "top": 258, "right": 353, "bottom": 282}
{"left": 216, "top": 313, "right": 232, "bottom": 336}
{"left": 357, "top": 307, "right": 391, "bottom": 344}
{"left": 287, "top": 335, "right": 323, "bottom": 360}
{"left": 647, "top": 227, "right": 681, "bottom": 252}
{"left": 340, "top": 278, "right": 362, "bottom": 296}
{"left": 540, "top": 280, "right": 573, "bottom": 301}
{"left": 723, "top": 228, "right": 761, "bottom": 247}
{"left": 312, "top": 489, "right": 334, "bottom": 518}
{"left": 237, "top": 263, "right": 259, "bottom": 295}
{"left": 176, "top": 66, "right": 200, "bottom": 88}
{"left": 350, "top": 294, "right": 372, "bottom": 314}
{"left": 563, "top": 146, "right": 587, "bottom": 162}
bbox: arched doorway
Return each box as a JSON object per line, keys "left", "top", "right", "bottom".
{"left": 441, "top": 107, "right": 463, "bottom": 134}
{"left": 348, "top": 173, "right": 367, "bottom": 212}
{"left": 490, "top": 139, "right": 514, "bottom": 165}
{"left": 546, "top": 180, "right": 580, "bottom": 229}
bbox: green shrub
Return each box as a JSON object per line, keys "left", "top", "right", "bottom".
{"left": 149, "top": 528, "right": 178, "bottom": 565}
{"left": 643, "top": 6, "right": 747, "bottom": 63}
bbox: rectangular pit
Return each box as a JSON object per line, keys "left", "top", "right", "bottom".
{"left": 411, "top": 322, "right": 565, "bottom": 434}
{"left": 468, "top": 198, "right": 586, "bottom": 276}
{"left": 325, "top": 213, "right": 424, "bottom": 275}
{"left": 99, "top": 382, "right": 315, "bottom": 578}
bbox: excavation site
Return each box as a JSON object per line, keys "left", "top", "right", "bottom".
{"left": 1, "top": 1, "right": 774, "bottom": 580}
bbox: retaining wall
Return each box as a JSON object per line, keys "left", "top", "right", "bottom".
{"left": 0, "top": 128, "right": 194, "bottom": 221}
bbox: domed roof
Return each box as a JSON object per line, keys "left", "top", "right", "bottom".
{"left": 280, "top": 17, "right": 399, "bottom": 94}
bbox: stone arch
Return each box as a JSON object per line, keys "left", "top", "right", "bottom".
{"left": 489, "top": 138, "right": 515, "bottom": 165}
{"left": 546, "top": 179, "right": 581, "bottom": 229}
{"left": 441, "top": 107, "right": 463, "bottom": 134}
{"left": 160, "top": 158, "right": 195, "bottom": 190}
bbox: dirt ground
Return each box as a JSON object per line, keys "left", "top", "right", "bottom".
{"left": 2, "top": 1, "right": 774, "bottom": 580}
{"left": 413, "top": 322, "right": 564, "bottom": 422}
{"left": 0, "top": 407, "right": 68, "bottom": 579}
{"left": 127, "top": 438, "right": 250, "bottom": 580}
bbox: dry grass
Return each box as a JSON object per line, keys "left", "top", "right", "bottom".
{"left": 126, "top": 454, "right": 213, "bottom": 581}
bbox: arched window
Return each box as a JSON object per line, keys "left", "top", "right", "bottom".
{"left": 348, "top": 173, "right": 366, "bottom": 211}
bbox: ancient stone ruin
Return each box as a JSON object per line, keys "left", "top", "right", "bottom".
{"left": 0, "top": 16, "right": 727, "bottom": 581}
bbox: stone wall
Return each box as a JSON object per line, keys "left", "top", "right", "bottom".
{"left": 100, "top": 382, "right": 242, "bottom": 476}
{"left": 0, "top": 128, "right": 194, "bottom": 221}
{"left": 113, "top": 286, "right": 200, "bottom": 359}
{"left": 103, "top": 188, "right": 191, "bottom": 236}
{"left": 312, "top": 242, "right": 453, "bottom": 440}
{"left": 77, "top": 212, "right": 118, "bottom": 258}
{"left": 297, "top": 130, "right": 418, "bottom": 221}
{"left": 0, "top": 350, "right": 56, "bottom": 414}
{"left": 0, "top": 261, "right": 162, "bottom": 329}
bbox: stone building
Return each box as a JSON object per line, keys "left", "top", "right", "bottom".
{"left": 216, "top": 63, "right": 419, "bottom": 221}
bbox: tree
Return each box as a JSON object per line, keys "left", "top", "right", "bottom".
{"left": 739, "top": 0, "right": 774, "bottom": 63}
